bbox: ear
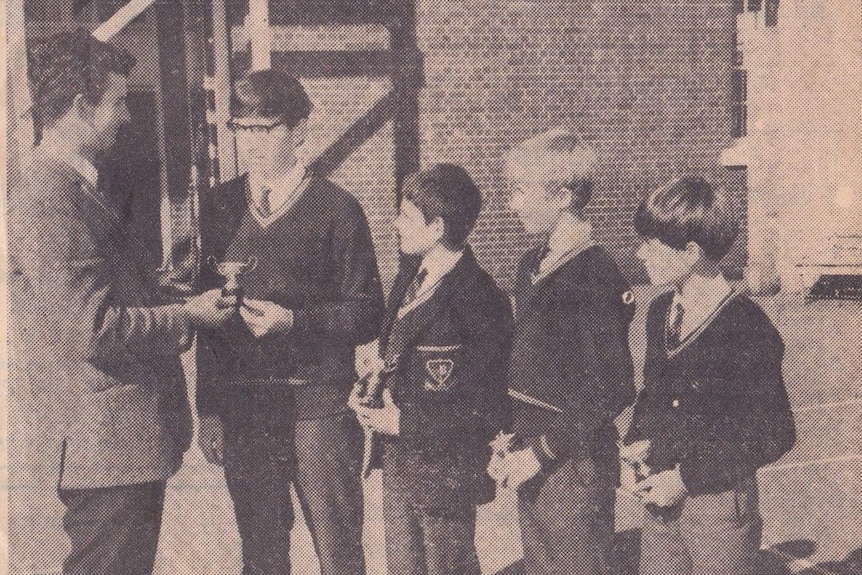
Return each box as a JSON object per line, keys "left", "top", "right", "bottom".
{"left": 429, "top": 216, "right": 446, "bottom": 242}
{"left": 683, "top": 241, "right": 704, "bottom": 265}
{"left": 291, "top": 117, "right": 308, "bottom": 147}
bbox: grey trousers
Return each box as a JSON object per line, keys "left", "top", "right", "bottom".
{"left": 517, "top": 457, "right": 616, "bottom": 575}
{"left": 224, "top": 411, "right": 366, "bottom": 575}
{"left": 639, "top": 478, "right": 762, "bottom": 575}
{"left": 58, "top": 480, "right": 166, "bottom": 575}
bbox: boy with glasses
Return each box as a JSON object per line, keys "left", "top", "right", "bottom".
{"left": 196, "top": 69, "right": 384, "bottom": 575}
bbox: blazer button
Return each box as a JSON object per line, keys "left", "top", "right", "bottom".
{"left": 691, "top": 380, "right": 700, "bottom": 390}
{"left": 672, "top": 399, "right": 680, "bottom": 408}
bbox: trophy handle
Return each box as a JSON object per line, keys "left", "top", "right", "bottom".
{"left": 244, "top": 256, "right": 258, "bottom": 274}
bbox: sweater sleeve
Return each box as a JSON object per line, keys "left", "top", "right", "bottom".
{"left": 542, "top": 285, "right": 636, "bottom": 462}
{"left": 291, "top": 200, "right": 384, "bottom": 346}
{"left": 678, "top": 325, "right": 796, "bottom": 494}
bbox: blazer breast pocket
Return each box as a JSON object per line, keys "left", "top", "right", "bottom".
{"left": 416, "top": 345, "right": 464, "bottom": 393}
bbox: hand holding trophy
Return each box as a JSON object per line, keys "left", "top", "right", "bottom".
{"left": 208, "top": 256, "right": 258, "bottom": 304}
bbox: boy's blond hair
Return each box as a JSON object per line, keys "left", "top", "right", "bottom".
{"left": 504, "top": 128, "right": 598, "bottom": 212}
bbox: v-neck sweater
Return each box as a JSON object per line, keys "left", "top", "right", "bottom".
{"left": 626, "top": 291, "right": 796, "bottom": 495}
{"left": 196, "top": 176, "right": 384, "bottom": 419}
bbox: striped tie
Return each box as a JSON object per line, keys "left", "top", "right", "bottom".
{"left": 666, "top": 301, "right": 685, "bottom": 348}
{"left": 400, "top": 269, "right": 428, "bottom": 308}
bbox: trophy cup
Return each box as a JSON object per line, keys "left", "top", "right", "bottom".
{"left": 208, "top": 256, "right": 258, "bottom": 305}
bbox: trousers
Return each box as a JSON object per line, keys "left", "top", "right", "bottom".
{"left": 223, "top": 411, "right": 365, "bottom": 575}
{"left": 58, "top": 480, "right": 166, "bottom": 575}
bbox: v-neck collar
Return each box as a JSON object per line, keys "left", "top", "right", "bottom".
{"left": 663, "top": 288, "right": 740, "bottom": 359}
{"left": 245, "top": 173, "right": 312, "bottom": 228}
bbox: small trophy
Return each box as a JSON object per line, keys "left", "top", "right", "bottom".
{"left": 208, "top": 256, "right": 258, "bottom": 304}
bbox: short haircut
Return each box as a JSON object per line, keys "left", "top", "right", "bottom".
{"left": 231, "top": 69, "right": 312, "bottom": 129}
{"left": 27, "top": 29, "right": 136, "bottom": 136}
{"left": 634, "top": 175, "right": 740, "bottom": 261}
{"left": 505, "top": 128, "right": 597, "bottom": 212}
{"left": 403, "top": 163, "right": 483, "bottom": 250}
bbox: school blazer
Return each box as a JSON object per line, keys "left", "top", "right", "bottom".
{"left": 8, "top": 149, "right": 193, "bottom": 490}
{"left": 376, "top": 247, "right": 513, "bottom": 512}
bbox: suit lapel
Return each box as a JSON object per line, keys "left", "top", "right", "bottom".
{"left": 382, "top": 249, "right": 476, "bottom": 361}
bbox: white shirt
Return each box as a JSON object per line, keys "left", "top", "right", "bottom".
{"left": 671, "top": 273, "right": 733, "bottom": 341}
{"left": 398, "top": 245, "right": 463, "bottom": 316}
{"left": 41, "top": 138, "right": 99, "bottom": 189}
{"left": 250, "top": 162, "right": 307, "bottom": 219}
{"left": 534, "top": 212, "right": 595, "bottom": 281}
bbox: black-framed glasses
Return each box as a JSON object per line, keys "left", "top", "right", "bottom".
{"left": 226, "top": 117, "right": 286, "bottom": 134}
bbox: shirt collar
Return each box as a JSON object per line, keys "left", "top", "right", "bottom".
{"left": 675, "top": 273, "right": 733, "bottom": 319}
{"left": 547, "top": 212, "right": 593, "bottom": 257}
{"left": 41, "top": 138, "right": 99, "bottom": 189}
{"left": 264, "top": 161, "right": 306, "bottom": 206}
{"left": 419, "top": 244, "right": 464, "bottom": 284}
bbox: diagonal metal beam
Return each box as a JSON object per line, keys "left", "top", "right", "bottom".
{"left": 308, "top": 90, "right": 395, "bottom": 177}
{"left": 92, "top": 0, "right": 156, "bottom": 40}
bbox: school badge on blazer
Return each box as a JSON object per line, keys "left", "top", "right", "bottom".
{"left": 417, "top": 345, "right": 461, "bottom": 392}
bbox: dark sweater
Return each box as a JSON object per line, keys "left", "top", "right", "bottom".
{"left": 196, "top": 175, "right": 384, "bottom": 420}
{"left": 625, "top": 291, "right": 796, "bottom": 496}
{"left": 509, "top": 244, "right": 636, "bottom": 465}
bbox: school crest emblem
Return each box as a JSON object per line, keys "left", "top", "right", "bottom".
{"left": 622, "top": 290, "right": 635, "bottom": 305}
{"left": 424, "top": 359, "right": 455, "bottom": 390}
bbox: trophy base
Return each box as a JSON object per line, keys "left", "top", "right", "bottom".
{"left": 222, "top": 287, "right": 244, "bottom": 305}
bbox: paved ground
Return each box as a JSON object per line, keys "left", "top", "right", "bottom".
{"left": 9, "top": 288, "right": 862, "bottom": 574}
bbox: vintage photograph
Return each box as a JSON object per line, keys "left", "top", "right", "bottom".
{"left": 2, "top": 1, "right": 861, "bottom": 574}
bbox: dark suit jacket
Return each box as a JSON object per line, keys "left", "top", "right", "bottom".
{"left": 509, "top": 244, "right": 636, "bottom": 467}
{"left": 8, "top": 148, "right": 193, "bottom": 489}
{"left": 377, "top": 247, "right": 513, "bottom": 512}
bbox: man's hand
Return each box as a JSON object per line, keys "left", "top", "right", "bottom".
{"left": 634, "top": 466, "right": 688, "bottom": 507}
{"left": 183, "top": 289, "right": 236, "bottom": 328}
{"left": 355, "top": 388, "right": 400, "bottom": 435}
{"left": 497, "top": 447, "right": 542, "bottom": 490}
{"left": 198, "top": 415, "right": 225, "bottom": 466}
{"left": 239, "top": 298, "right": 294, "bottom": 338}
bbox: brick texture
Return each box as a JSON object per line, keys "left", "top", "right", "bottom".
{"left": 413, "top": 0, "right": 746, "bottom": 286}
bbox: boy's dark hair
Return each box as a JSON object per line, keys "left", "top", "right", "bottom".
{"left": 231, "top": 69, "right": 312, "bottom": 129}
{"left": 403, "top": 163, "right": 483, "bottom": 250}
{"left": 634, "top": 175, "right": 740, "bottom": 261}
{"left": 27, "top": 29, "right": 136, "bottom": 138}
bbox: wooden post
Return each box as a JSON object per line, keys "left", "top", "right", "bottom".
{"left": 248, "top": 0, "right": 271, "bottom": 70}
{"left": 212, "top": 0, "right": 237, "bottom": 180}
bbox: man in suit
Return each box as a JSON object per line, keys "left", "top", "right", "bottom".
{"left": 8, "top": 29, "right": 233, "bottom": 575}
{"left": 492, "top": 129, "right": 636, "bottom": 575}
{"left": 351, "top": 164, "right": 513, "bottom": 575}
{"left": 196, "top": 69, "right": 384, "bottom": 575}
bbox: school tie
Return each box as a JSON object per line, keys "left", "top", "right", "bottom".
{"left": 666, "top": 301, "right": 685, "bottom": 348}
{"left": 257, "top": 187, "right": 271, "bottom": 217}
{"left": 531, "top": 243, "right": 552, "bottom": 276}
{"left": 400, "top": 268, "right": 428, "bottom": 309}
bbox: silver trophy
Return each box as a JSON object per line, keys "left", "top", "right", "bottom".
{"left": 208, "top": 256, "right": 258, "bottom": 303}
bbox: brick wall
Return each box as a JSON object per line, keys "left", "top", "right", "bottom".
{"left": 414, "top": 0, "right": 746, "bottom": 287}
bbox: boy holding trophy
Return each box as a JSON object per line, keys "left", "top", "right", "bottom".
{"left": 351, "top": 164, "right": 513, "bottom": 575}
{"left": 623, "top": 176, "right": 796, "bottom": 575}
